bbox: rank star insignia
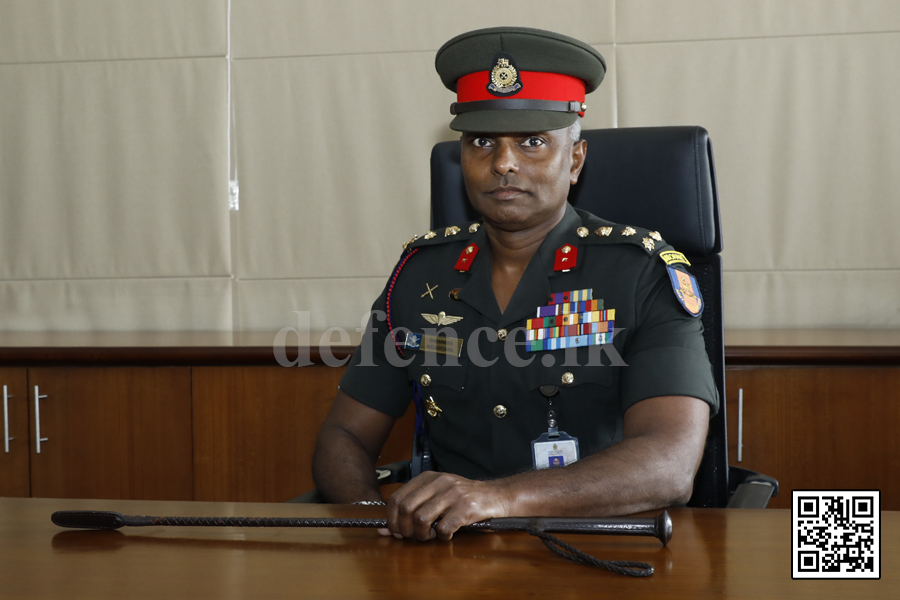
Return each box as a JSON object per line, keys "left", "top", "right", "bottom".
{"left": 642, "top": 237, "right": 655, "bottom": 251}
{"left": 596, "top": 226, "right": 613, "bottom": 237}
{"left": 649, "top": 231, "right": 662, "bottom": 242}
{"left": 468, "top": 223, "right": 480, "bottom": 233}
{"left": 576, "top": 227, "right": 589, "bottom": 238}
{"left": 424, "top": 231, "right": 437, "bottom": 240}
{"left": 422, "top": 311, "right": 464, "bottom": 326}
{"left": 445, "top": 226, "right": 461, "bottom": 237}
{"left": 403, "top": 233, "right": 418, "bottom": 249}
{"left": 621, "top": 227, "right": 636, "bottom": 237}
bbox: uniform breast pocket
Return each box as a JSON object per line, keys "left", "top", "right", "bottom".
{"left": 406, "top": 362, "right": 470, "bottom": 456}
{"left": 527, "top": 358, "right": 621, "bottom": 456}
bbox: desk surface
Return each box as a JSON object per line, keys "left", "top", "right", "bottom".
{"left": 1, "top": 498, "right": 894, "bottom": 599}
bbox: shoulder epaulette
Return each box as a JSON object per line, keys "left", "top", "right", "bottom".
{"left": 402, "top": 222, "right": 481, "bottom": 251}
{"left": 577, "top": 217, "right": 668, "bottom": 258}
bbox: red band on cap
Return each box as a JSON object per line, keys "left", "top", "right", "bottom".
{"left": 457, "top": 71, "right": 586, "bottom": 116}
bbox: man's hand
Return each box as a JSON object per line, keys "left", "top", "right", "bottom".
{"left": 385, "top": 472, "right": 512, "bottom": 541}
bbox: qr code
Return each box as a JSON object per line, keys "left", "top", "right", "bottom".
{"left": 792, "top": 490, "right": 880, "bottom": 579}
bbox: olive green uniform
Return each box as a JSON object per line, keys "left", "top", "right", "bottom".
{"left": 339, "top": 203, "right": 718, "bottom": 480}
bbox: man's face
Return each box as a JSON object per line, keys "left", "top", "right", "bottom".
{"left": 460, "top": 128, "right": 586, "bottom": 232}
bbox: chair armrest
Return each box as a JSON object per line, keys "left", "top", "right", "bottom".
{"left": 375, "top": 460, "right": 412, "bottom": 484}
{"left": 726, "top": 466, "right": 779, "bottom": 509}
{"left": 286, "top": 460, "right": 414, "bottom": 503}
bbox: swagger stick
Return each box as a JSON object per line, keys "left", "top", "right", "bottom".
{"left": 51, "top": 510, "right": 671, "bottom": 577}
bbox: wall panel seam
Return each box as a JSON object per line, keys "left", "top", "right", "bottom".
{"left": 0, "top": 276, "right": 234, "bottom": 284}
{"left": 237, "top": 276, "right": 391, "bottom": 282}
{"left": 232, "top": 42, "right": 613, "bottom": 63}
{"left": 615, "top": 29, "right": 900, "bottom": 48}
{"left": 0, "top": 55, "right": 226, "bottom": 67}
{"left": 724, "top": 268, "right": 900, "bottom": 274}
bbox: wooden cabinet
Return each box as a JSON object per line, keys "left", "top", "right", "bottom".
{"left": 27, "top": 367, "right": 192, "bottom": 500}
{"left": 5, "top": 330, "right": 898, "bottom": 506}
{"left": 725, "top": 367, "right": 900, "bottom": 510}
{"left": 192, "top": 365, "right": 415, "bottom": 503}
{"left": 0, "top": 368, "right": 29, "bottom": 497}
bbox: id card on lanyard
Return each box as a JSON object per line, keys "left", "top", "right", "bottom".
{"left": 532, "top": 430, "right": 580, "bottom": 469}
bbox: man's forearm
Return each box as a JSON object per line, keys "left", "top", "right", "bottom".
{"left": 386, "top": 396, "right": 710, "bottom": 541}
{"left": 498, "top": 430, "right": 699, "bottom": 518}
{"left": 312, "top": 427, "right": 384, "bottom": 504}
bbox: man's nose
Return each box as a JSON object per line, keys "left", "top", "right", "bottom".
{"left": 491, "top": 139, "right": 519, "bottom": 175}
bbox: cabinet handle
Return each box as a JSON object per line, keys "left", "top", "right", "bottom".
{"left": 737, "top": 388, "right": 744, "bottom": 463}
{"left": 3, "top": 385, "right": 13, "bottom": 453}
{"left": 34, "top": 385, "right": 49, "bottom": 454}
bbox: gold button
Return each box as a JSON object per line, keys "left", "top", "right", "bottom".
{"left": 577, "top": 227, "right": 589, "bottom": 238}
{"left": 561, "top": 372, "right": 574, "bottom": 385}
{"left": 493, "top": 405, "right": 508, "bottom": 418}
{"left": 497, "top": 328, "right": 508, "bottom": 341}
{"left": 420, "top": 374, "right": 431, "bottom": 386}
{"left": 561, "top": 245, "right": 571, "bottom": 254}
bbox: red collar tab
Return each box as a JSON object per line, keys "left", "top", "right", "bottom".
{"left": 456, "top": 71, "right": 586, "bottom": 117}
{"left": 553, "top": 244, "right": 578, "bottom": 272}
{"left": 455, "top": 243, "right": 480, "bottom": 272}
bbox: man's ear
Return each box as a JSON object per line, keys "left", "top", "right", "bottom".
{"left": 570, "top": 139, "right": 587, "bottom": 185}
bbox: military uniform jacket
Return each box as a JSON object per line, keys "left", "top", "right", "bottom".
{"left": 340, "top": 203, "right": 718, "bottom": 481}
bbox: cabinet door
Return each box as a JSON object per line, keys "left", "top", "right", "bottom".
{"left": 0, "top": 368, "right": 29, "bottom": 497}
{"left": 192, "top": 366, "right": 416, "bottom": 503}
{"left": 726, "top": 367, "right": 900, "bottom": 510}
{"left": 28, "top": 367, "right": 193, "bottom": 500}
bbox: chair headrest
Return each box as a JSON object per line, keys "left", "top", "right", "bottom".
{"left": 430, "top": 126, "right": 722, "bottom": 255}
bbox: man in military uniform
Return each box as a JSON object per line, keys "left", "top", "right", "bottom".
{"left": 312, "top": 27, "right": 718, "bottom": 542}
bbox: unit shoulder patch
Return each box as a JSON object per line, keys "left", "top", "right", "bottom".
{"left": 666, "top": 264, "right": 704, "bottom": 317}
{"left": 659, "top": 250, "right": 691, "bottom": 266}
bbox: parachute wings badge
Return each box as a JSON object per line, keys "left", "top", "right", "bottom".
{"left": 421, "top": 311, "right": 464, "bottom": 326}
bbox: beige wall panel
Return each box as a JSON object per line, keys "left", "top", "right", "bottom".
{"left": 584, "top": 45, "right": 617, "bottom": 130}
{"left": 236, "top": 278, "right": 387, "bottom": 331}
{"left": 0, "top": 278, "right": 232, "bottom": 332}
{"left": 233, "top": 47, "right": 616, "bottom": 281}
{"left": 724, "top": 270, "right": 900, "bottom": 329}
{"left": 0, "top": 0, "right": 225, "bottom": 63}
{"left": 0, "top": 58, "right": 230, "bottom": 280}
{"left": 616, "top": 34, "right": 900, "bottom": 273}
{"left": 232, "top": 0, "right": 614, "bottom": 58}
{"left": 617, "top": 0, "right": 900, "bottom": 44}
{"left": 232, "top": 53, "right": 446, "bottom": 280}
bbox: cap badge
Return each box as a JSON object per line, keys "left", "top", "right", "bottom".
{"left": 488, "top": 54, "right": 522, "bottom": 96}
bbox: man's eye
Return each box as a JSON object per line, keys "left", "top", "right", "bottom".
{"left": 523, "top": 137, "right": 545, "bottom": 147}
{"left": 472, "top": 137, "right": 493, "bottom": 147}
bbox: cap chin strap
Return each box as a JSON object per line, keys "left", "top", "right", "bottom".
{"left": 450, "top": 99, "right": 585, "bottom": 115}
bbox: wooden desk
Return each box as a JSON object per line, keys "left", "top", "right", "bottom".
{"left": 1, "top": 498, "right": 895, "bottom": 599}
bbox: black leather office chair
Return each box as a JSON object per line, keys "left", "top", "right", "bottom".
{"left": 429, "top": 126, "right": 776, "bottom": 508}
{"left": 294, "top": 126, "right": 777, "bottom": 508}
